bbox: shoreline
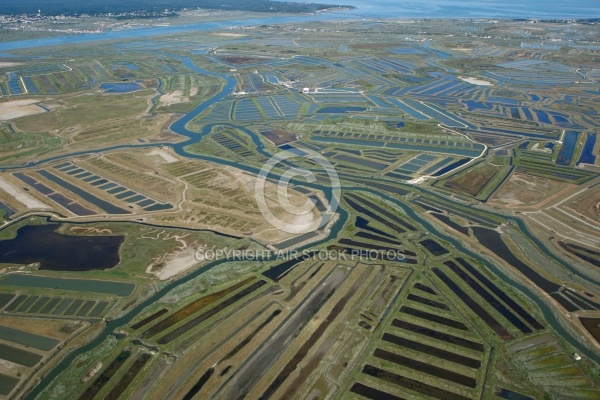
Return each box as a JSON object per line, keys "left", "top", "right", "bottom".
{"left": 1, "top": 11, "right": 599, "bottom": 55}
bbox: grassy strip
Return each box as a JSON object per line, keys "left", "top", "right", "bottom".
{"left": 142, "top": 277, "right": 255, "bottom": 339}
{"left": 158, "top": 280, "right": 267, "bottom": 344}
{"left": 78, "top": 349, "right": 131, "bottom": 400}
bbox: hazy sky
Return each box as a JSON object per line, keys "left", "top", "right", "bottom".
{"left": 275, "top": 0, "right": 599, "bottom": 19}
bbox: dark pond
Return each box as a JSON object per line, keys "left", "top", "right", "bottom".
{"left": 444, "top": 260, "right": 532, "bottom": 334}
{"left": 106, "top": 353, "right": 152, "bottom": 400}
{"left": 430, "top": 213, "right": 469, "bottom": 235}
{"left": 464, "top": 100, "right": 493, "bottom": 111}
{"left": 413, "top": 282, "right": 436, "bottom": 295}
{"left": 316, "top": 106, "right": 366, "bottom": 113}
{"left": 382, "top": 332, "right": 481, "bottom": 368}
{"left": 64, "top": 299, "right": 83, "bottom": 315}
{"left": 345, "top": 194, "right": 415, "bottom": 232}
{"left": 373, "top": 348, "right": 476, "bottom": 388}
{"left": 0, "top": 201, "right": 15, "bottom": 218}
{"left": 419, "top": 238, "right": 449, "bottom": 256}
{"left": 272, "top": 230, "right": 321, "bottom": 250}
{"left": 456, "top": 257, "right": 543, "bottom": 330}
{"left": 0, "top": 342, "right": 42, "bottom": 367}
{"left": 0, "top": 294, "right": 13, "bottom": 308}
{"left": 79, "top": 349, "right": 132, "bottom": 400}
{"left": 355, "top": 231, "right": 402, "bottom": 246}
{"left": 433, "top": 267, "right": 512, "bottom": 340}
{"left": 400, "top": 305, "right": 468, "bottom": 330}
{"left": 262, "top": 253, "right": 316, "bottom": 281}
{"left": 407, "top": 293, "right": 449, "bottom": 310}
{"left": 471, "top": 227, "right": 559, "bottom": 293}
{"left": 391, "top": 318, "right": 484, "bottom": 351}
{"left": 38, "top": 170, "right": 130, "bottom": 214}
{"left": 556, "top": 131, "right": 578, "bottom": 166}
{"left": 558, "top": 241, "right": 600, "bottom": 268}
{"left": 131, "top": 308, "right": 169, "bottom": 330}
{"left": 495, "top": 388, "right": 533, "bottom": 400}
{"left": 362, "top": 364, "right": 470, "bottom": 400}
{"left": 433, "top": 158, "right": 470, "bottom": 176}
{"left": 158, "top": 280, "right": 266, "bottom": 344}
{"left": 100, "top": 82, "right": 143, "bottom": 93}
{"left": 0, "top": 373, "right": 18, "bottom": 396}
{"left": 535, "top": 110, "right": 551, "bottom": 124}
{"left": 351, "top": 382, "right": 403, "bottom": 400}
{"left": 0, "top": 224, "right": 123, "bottom": 271}
{"left": 355, "top": 216, "right": 395, "bottom": 239}
{"left": 577, "top": 133, "right": 596, "bottom": 165}
{"left": 182, "top": 367, "right": 214, "bottom": 400}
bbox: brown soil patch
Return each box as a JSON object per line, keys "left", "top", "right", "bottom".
{"left": 0, "top": 99, "right": 47, "bottom": 120}
{"left": 580, "top": 317, "right": 600, "bottom": 344}
{"left": 159, "top": 91, "right": 190, "bottom": 107}
{"left": 261, "top": 130, "right": 297, "bottom": 146}
{"left": 216, "top": 55, "right": 274, "bottom": 65}
{"left": 563, "top": 184, "right": 600, "bottom": 223}
{"left": 0, "top": 316, "right": 75, "bottom": 341}
{"left": 490, "top": 172, "right": 570, "bottom": 208}
{"left": 444, "top": 163, "right": 498, "bottom": 197}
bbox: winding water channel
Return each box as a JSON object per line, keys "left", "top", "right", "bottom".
{"left": 18, "top": 54, "right": 600, "bottom": 398}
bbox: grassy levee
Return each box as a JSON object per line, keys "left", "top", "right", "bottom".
{"left": 77, "top": 349, "right": 132, "bottom": 400}
{"left": 12, "top": 91, "right": 152, "bottom": 133}
{"left": 0, "top": 123, "right": 64, "bottom": 165}
{"left": 141, "top": 277, "right": 255, "bottom": 339}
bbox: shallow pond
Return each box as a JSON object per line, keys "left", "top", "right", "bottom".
{"left": 100, "top": 82, "right": 143, "bottom": 93}
{"left": 0, "top": 224, "right": 123, "bottom": 271}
